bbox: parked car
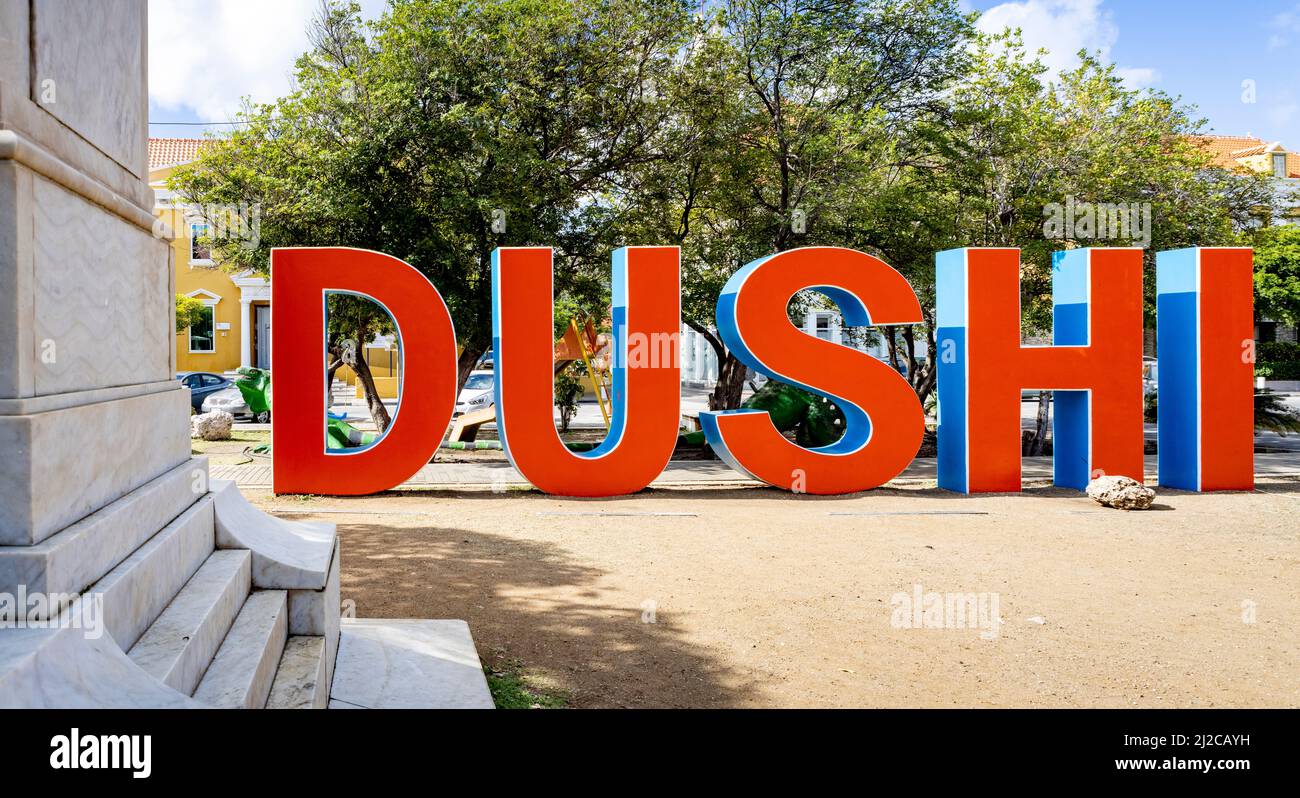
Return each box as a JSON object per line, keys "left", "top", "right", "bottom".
{"left": 1142, "top": 356, "right": 1158, "bottom": 395}
{"left": 178, "top": 371, "right": 232, "bottom": 412}
{"left": 455, "top": 370, "right": 495, "bottom": 415}
{"left": 201, "top": 385, "right": 251, "bottom": 418}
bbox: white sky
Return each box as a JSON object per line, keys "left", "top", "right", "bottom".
{"left": 148, "top": 0, "right": 1154, "bottom": 125}
{"left": 148, "top": 0, "right": 385, "bottom": 123}
{"left": 973, "top": 0, "right": 1158, "bottom": 88}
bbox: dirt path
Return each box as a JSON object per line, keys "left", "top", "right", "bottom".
{"left": 251, "top": 481, "right": 1300, "bottom": 708}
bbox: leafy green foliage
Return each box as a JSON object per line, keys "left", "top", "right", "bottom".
{"left": 1256, "top": 341, "right": 1300, "bottom": 381}
{"left": 171, "top": 0, "right": 1285, "bottom": 421}
{"left": 175, "top": 293, "right": 208, "bottom": 333}
{"left": 172, "top": 0, "right": 691, "bottom": 387}
{"left": 1250, "top": 226, "right": 1300, "bottom": 327}
{"left": 553, "top": 363, "right": 585, "bottom": 432}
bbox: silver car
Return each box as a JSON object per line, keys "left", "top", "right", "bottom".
{"left": 201, "top": 385, "right": 251, "bottom": 418}
{"left": 454, "top": 371, "right": 495, "bottom": 415}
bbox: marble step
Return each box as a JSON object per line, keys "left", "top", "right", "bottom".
{"left": 267, "top": 635, "right": 330, "bottom": 709}
{"left": 86, "top": 495, "right": 216, "bottom": 651}
{"left": 329, "top": 619, "right": 493, "bottom": 709}
{"left": 0, "top": 457, "right": 209, "bottom": 606}
{"left": 211, "top": 479, "right": 334, "bottom": 589}
{"left": 127, "top": 549, "right": 251, "bottom": 696}
{"left": 193, "top": 590, "right": 287, "bottom": 709}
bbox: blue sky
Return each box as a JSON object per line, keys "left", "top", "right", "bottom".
{"left": 967, "top": 0, "right": 1300, "bottom": 145}
{"left": 149, "top": 0, "right": 1300, "bottom": 147}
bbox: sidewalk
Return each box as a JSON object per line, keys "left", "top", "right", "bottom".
{"left": 211, "top": 452, "right": 1300, "bottom": 490}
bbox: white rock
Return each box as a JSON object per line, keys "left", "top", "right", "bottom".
{"left": 1086, "top": 475, "right": 1155, "bottom": 510}
{"left": 190, "top": 410, "right": 234, "bottom": 441}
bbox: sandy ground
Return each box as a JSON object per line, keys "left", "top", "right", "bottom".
{"left": 249, "top": 480, "right": 1300, "bottom": 708}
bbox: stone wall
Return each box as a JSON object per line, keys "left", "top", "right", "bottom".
{"left": 0, "top": 0, "right": 207, "bottom": 706}
{"left": 0, "top": 1, "right": 486, "bottom": 710}
{"left": 0, "top": 0, "right": 191, "bottom": 544}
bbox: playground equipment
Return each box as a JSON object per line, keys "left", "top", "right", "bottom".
{"left": 682, "top": 381, "right": 845, "bottom": 448}
{"left": 234, "top": 366, "right": 273, "bottom": 424}
{"left": 447, "top": 317, "right": 612, "bottom": 443}
{"left": 237, "top": 365, "right": 387, "bottom": 454}
{"left": 327, "top": 414, "right": 380, "bottom": 450}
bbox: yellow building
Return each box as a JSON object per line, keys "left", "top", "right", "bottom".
{"left": 149, "top": 138, "right": 270, "bottom": 374}
{"left": 151, "top": 138, "right": 401, "bottom": 395}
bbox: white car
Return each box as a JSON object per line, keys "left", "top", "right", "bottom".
{"left": 455, "top": 370, "right": 495, "bottom": 415}
{"left": 201, "top": 385, "right": 251, "bottom": 418}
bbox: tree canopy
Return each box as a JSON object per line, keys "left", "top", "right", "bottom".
{"left": 172, "top": 0, "right": 1287, "bottom": 425}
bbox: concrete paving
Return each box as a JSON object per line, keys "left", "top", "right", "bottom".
{"left": 223, "top": 385, "right": 1300, "bottom": 489}
{"left": 212, "top": 452, "right": 1300, "bottom": 490}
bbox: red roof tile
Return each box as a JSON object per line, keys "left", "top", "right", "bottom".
{"left": 1186, "top": 134, "right": 1300, "bottom": 178}
{"left": 148, "top": 137, "right": 210, "bottom": 170}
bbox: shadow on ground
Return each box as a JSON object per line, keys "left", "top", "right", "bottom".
{"left": 332, "top": 519, "right": 744, "bottom": 708}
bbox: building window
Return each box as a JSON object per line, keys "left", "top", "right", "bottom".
{"left": 814, "top": 312, "right": 834, "bottom": 341}
{"left": 189, "top": 305, "right": 215, "bottom": 353}
{"left": 1273, "top": 153, "right": 1288, "bottom": 178}
{"left": 190, "top": 222, "right": 212, "bottom": 264}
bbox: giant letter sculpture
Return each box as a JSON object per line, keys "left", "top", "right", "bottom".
{"left": 935, "top": 247, "right": 1144, "bottom": 492}
{"left": 700, "top": 247, "right": 925, "bottom": 494}
{"left": 271, "top": 248, "right": 457, "bottom": 495}
{"left": 1156, "top": 247, "right": 1255, "bottom": 491}
{"left": 492, "top": 246, "right": 681, "bottom": 496}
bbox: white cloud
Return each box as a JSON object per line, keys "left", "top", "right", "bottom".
{"left": 1113, "top": 66, "right": 1159, "bottom": 90}
{"left": 976, "top": 0, "right": 1159, "bottom": 89}
{"left": 1268, "top": 4, "right": 1300, "bottom": 50}
{"left": 148, "top": 0, "right": 385, "bottom": 121}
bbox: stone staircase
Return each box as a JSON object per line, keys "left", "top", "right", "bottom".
{"left": 0, "top": 0, "right": 490, "bottom": 711}
{"left": 0, "top": 457, "right": 491, "bottom": 709}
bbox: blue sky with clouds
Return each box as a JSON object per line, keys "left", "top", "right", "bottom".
{"left": 149, "top": 0, "right": 1300, "bottom": 147}
{"left": 967, "top": 0, "right": 1300, "bottom": 144}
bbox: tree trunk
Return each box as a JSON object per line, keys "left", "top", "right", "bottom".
{"left": 901, "top": 325, "right": 938, "bottom": 411}
{"left": 345, "top": 343, "right": 391, "bottom": 433}
{"left": 1025, "top": 390, "right": 1050, "bottom": 455}
{"left": 325, "top": 336, "right": 344, "bottom": 414}
{"left": 456, "top": 341, "right": 486, "bottom": 395}
{"left": 901, "top": 326, "right": 918, "bottom": 382}
{"left": 915, "top": 321, "right": 938, "bottom": 404}
{"left": 708, "top": 352, "right": 748, "bottom": 411}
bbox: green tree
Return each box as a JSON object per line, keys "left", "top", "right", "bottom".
{"left": 865, "top": 36, "right": 1280, "bottom": 451}
{"left": 171, "top": 0, "right": 689, "bottom": 429}
{"left": 175, "top": 293, "right": 207, "bottom": 333}
{"left": 1250, "top": 225, "right": 1300, "bottom": 326}
{"left": 619, "top": 0, "right": 975, "bottom": 410}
